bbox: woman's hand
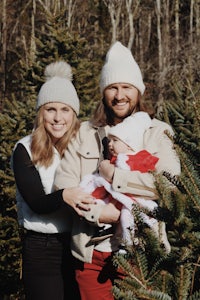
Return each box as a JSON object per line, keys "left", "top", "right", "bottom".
{"left": 99, "top": 160, "right": 115, "bottom": 182}
{"left": 62, "top": 187, "right": 95, "bottom": 216}
{"left": 99, "top": 199, "right": 120, "bottom": 224}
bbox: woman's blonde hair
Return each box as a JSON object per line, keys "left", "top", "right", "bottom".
{"left": 30, "top": 106, "right": 80, "bottom": 168}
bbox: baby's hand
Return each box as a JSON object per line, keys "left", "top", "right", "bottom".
{"left": 99, "top": 200, "right": 120, "bottom": 224}
{"left": 99, "top": 160, "right": 115, "bottom": 182}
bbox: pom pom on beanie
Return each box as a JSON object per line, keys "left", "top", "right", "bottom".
{"left": 37, "top": 61, "right": 80, "bottom": 115}
{"left": 100, "top": 41, "right": 145, "bottom": 95}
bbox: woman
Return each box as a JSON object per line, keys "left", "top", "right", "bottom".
{"left": 54, "top": 42, "right": 181, "bottom": 300}
{"left": 11, "top": 61, "right": 93, "bottom": 300}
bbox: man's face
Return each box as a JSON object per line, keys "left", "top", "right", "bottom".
{"left": 104, "top": 83, "right": 139, "bottom": 124}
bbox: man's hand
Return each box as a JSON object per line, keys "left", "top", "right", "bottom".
{"left": 99, "top": 199, "right": 120, "bottom": 224}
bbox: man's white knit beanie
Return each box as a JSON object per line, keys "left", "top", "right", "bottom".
{"left": 37, "top": 61, "right": 80, "bottom": 115}
{"left": 108, "top": 112, "right": 151, "bottom": 152}
{"left": 100, "top": 41, "right": 145, "bottom": 95}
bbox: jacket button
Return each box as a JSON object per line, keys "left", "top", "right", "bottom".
{"left": 91, "top": 215, "right": 94, "bottom": 219}
{"left": 86, "top": 152, "right": 90, "bottom": 155}
{"left": 117, "top": 186, "right": 121, "bottom": 189}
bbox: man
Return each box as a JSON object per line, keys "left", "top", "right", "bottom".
{"left": 54, "top": 41, "right": 181, "bottom": 300}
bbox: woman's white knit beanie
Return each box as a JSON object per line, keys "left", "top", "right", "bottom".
{"left": 108, "top": 112, "right": 151, "bottom": 152}
{"left": 37, "top": 61, "right": 80, "bottom": 115}
{"left": 100, "top": 41, "right": 145, "bottom": 95}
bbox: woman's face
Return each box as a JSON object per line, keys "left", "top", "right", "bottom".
{"left": 43, "top": 102, "right": 74, "bottom": 144}
{"left": 104, "top": 83, "right": 139, "bottom": 124}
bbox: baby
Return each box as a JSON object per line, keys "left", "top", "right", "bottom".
{"left": 80, "top": 112, "right": 171, "bottom": 253}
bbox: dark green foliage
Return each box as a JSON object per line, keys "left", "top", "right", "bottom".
{"left": 0, "top": 97, "right": 35, "bottom": 216}
{"left": 17, "top": 7, "right": 103, "bottom": 121}
{"left": 112, "top": 84, "right": 200, "bottom": 299}
{"left": 0, "top": 216, "right": 22, "bottom": 297}
{"left": 113, "top": 248, "right": 172, "bottom": 299}
{"left": 0, "top": 97, "right": 35, "bottom": 298}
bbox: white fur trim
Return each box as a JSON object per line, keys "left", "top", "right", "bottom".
{"left": 115, "top": 153, "right": 130, "bottom": 170}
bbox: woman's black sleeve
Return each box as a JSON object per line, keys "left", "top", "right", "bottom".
{"left": 12, "top": 143, "right": 66, "bottom": 214}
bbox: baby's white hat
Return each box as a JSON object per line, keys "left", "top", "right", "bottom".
{"left": 37, "top": 61, "right": 80, "bottom": 115}
{"left": 100, "top": 41, "right": 145, "bottom": 95}
{"left": 108, "top": 112, "right": 151, "bottom": 152}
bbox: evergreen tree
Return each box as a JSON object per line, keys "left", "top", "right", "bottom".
{"left": 0, "top": 97, "right": 35, "bottom": 299}
{"left": 18, "top": 7, "right": 102, "bottom": 120}
{"left": 112, "top": 82, "right": 200, "bottom": 299}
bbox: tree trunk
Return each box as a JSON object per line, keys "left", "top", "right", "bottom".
{"left": 1, "top": 0, "right": 7, "bottom": 107}
{"left": 175, "top": 0, "right": 180, "bottom": 54}
{"left": 156, "top": 0, "right": 163, "bottom": 72}
{"left": 30, "top": 0, "right": 36, "bottom": 64}
{"left": 67, "top": 0, "right": 77, "bottom": 29}
{"left": 126, "top": 0, "right": 134, "bottom": 49}
{"left": 163, "top": 0, "right": 170, "bottom": 68}
{"left": 189, "top": 0, "right": 194, "bottom": 45}
{"left": 155, "top": 0, "right": 164, "bottom": 106}
{"left": 195, "top": 0, "right": 200, "bottom": 43}
{"left": 103, "top": 0, "right": 122, "bottom": 43}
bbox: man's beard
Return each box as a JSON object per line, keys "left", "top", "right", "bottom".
{"left": 110, "top": 107, "right": 133, "bottom": 120}
{"left": 103, "top": 98, "right": 135, "bottom": 125}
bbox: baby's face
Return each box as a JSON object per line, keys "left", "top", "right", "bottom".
{"left": 108, "top": 135, "right": 130, "bottom": 156}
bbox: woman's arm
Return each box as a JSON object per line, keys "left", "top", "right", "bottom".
{"left": 12, "top": 143, "right": 65, "bottom": 214}
{"left": 13, "top": 144, "right": 95, "bottom": 217}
